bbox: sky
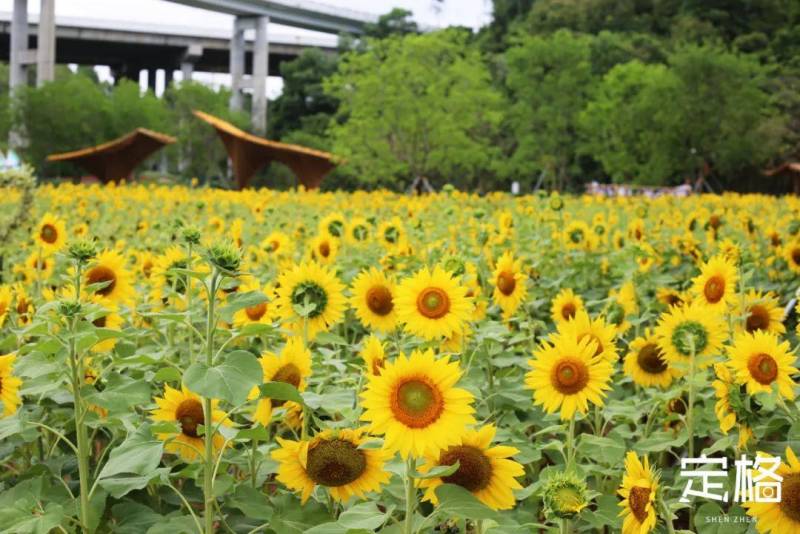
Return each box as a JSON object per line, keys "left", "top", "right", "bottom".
{"left": 0, "top": 0, "right": 491, "bottom": 96}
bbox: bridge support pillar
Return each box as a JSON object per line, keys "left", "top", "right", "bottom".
{"left": 10, "top": 0, "right": 30, "bottom": 90}
{"left": 229, "top": 16, "right": 246, "bottom": 112}
{"left": 181, "top": 43, "right": 203, "bottom": 83}
{"left": 251, "top": 15, "right": 268, "bottom": 135}
{"left": 36, "top": 0, "right": 56, "bottom": 86}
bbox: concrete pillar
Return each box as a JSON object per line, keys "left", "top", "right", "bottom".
{"left": 36, "top": 0, "right": 55, "bottom": 86}
{"left": 229, "top": 16, "right": 246, "bottom": 111}
{"left": 180, "top": 43, "right": 202, "bottom": 83}
{"left": 180, "top": 62, "right": 194, "bottom": 81}
{"left": 251, "top": 15, "right": 269, "bottom": 135}
{"left": 10, "top": 0, "right": 29, "bottom": 90}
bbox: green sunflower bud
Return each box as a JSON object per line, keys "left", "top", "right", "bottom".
{"left": 542, "top": 471, "right": 589, "bottom": 519}
{"left": 67, "top": 239, "right": 97, "bottom": 264}
{"left": 206, "top": 241, "right": 242, "bottom": 275}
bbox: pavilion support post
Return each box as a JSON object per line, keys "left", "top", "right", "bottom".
{"left": 251, "top": 15, "right": 269, "bottom": 135}
{"left": 36, "top": 0, "right": 56, "bottom": 87}
{"left": 10, "top": 0, "right": 29, "bottom": 91}
{"left": 229, "top": 17, "right": 247, "bottom": 112}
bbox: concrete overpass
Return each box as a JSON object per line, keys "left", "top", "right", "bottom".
{"left": 0, "top": 11, "right": 338, "bottom": 86}
{"left": 8, "top": 0, "right": 376, "bottom": 136}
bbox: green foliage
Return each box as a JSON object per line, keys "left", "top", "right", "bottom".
{"left": 326, "top": 30, "right": 503, "bottom": 189}
{"left": 504, "top": 30, "right": 596, "bottom": 189}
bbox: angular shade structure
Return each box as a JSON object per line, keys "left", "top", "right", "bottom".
{"left": 193, "top": 110, "right": 337, "bottom": 190}
{"left": 47, "top": 128, "right": 176, "bottom": 183}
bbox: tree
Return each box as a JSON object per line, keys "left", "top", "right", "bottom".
{"left": 504, "top": 30, "right": 597, "bottom": 189}
{"left": 364, "top": 8, "right": 419, "bottom": 39}
{"left": 325, "top": 30, "right": 503, "bottom": 189}
{"left": 104, "top": 81, "right": 169, "bottom": 139}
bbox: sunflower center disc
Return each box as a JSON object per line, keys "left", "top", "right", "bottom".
{"left": 703, "top": 275, "right": 725, "bottom": 303}
{"left": 637, "top": 343, "right": 668, "bottom": 374}
{"left": 781, "top": 474, "right": 800, "bottom": 522}
{"left": 93, "top": 315, "right": 107, "bottom": 328}
{"left": 578, "top": 333, "right": 603, "bottom": 357}
{"left": 319, "top": 242, "right": 331, "bottom": 257}
{"left": 40, "top": 224, "right": 58, "bottom": 244}
{"left": 269, "top": 240, "right": 280, "bottom": 252}
{"left": 793, "top": 248, "right": 800, "bottom": 266}
{"left": 628, "top": 486, "right": 651, "bottom": 522}
{"left": 560, "top": 302, "right": 576, "bottom": 321}
{"left": 496, "top": 271, "right": 516, "bottom": 296}
{"left": 439, "top": 445, "right": 492, "bottom": 492}
{"left": 417, "top": 287, "right": 450, "bottom": 319}
{"left": 671, "top": 321, "right": 709, "bottom": 356}
{"left": 306, "top": 439, "right": 366, "bottom": 487}
{"left": 747, "top": 353, "right": 778, "bottom": 385}
{"left": 327, "top": 221, "right": 343, "bottom": 237}
{"left": 745, "top": 306, "right": 769, "bottom": 333}
{"left": 271, "top": 363, "right": 302, "bottom": 407}
{"left": 366, "top": 285, "right": 394, "bottom": 316}
{"left": 552, "top": 359, "right": 589, "bottom": 395}
{"left": 392, "top": 379, "right": 443, "bottom": 428}
{"left": 176, "top": 399, "right": 204, "bottom": 438}
{"left": 291, "top": 282, "right": 328, "bottom": 319}
{"left": 245, "top": 302, "right": 267, "bottom": 321}
{"left": 86, "top": 265, "right": 117, "bottom": 297}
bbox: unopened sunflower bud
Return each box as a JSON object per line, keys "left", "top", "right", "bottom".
{"left": 542, "top": 471, "right": 588, "bottom": 519}
{"left": 58, "top": 299, "right": 82, "bottom": 318}
{"left": 207, "top": 241, "right": 241, "bottom": 274}
{"left": 182, "top": 226, "right": 202, "bottom": 245}
{"left": 441, "top": 256, "right": 465, "bottom": 277}
{"left": 67, "top": 239, "right": 97, "bottom": 263}
{"left": 549, "top": 193, "right": 564, "bottom": 211}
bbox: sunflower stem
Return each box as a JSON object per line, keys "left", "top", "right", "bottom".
{"left": 187, "top": 242, "right": 194, "bottom": 364}
{"left": 686, "top": 337, "right": 696, "bottom": 529}
{"left": 203, "top": 271, "right": 219, "bottom": 534}
{"left": 659, "top": 498, "right": 676, "bottom": 534}
{"left": 565, "top": 415, "right": 576, "bottom": 472}
{"left": 404, "top": 456, "right": 417, "bottom": 534}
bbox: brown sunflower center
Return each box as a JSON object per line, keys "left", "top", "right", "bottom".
{"left": 496, "top": 271, "right": 516, "bottom": 296}
{"left": 551, "top": 358, "right": 589, "bottom": 395}
{"left": 175, "top": 399, "right": 204, "bottom": 438}
{"left": 628, "top": 485, "right": 651, "bottom": 522}
{"left": 306, "top": 438, "right": 366, "bottom": 487}
{"left": 370, "top": 357, "right": 384, "bottom": 376}
{"left": 16, "top": 297, "right": 29, "bottom": 315}
{"left": 92, "top": 315, "right": 107, "bottom": 328}
{"left": 637, "top": 343, "right": 668, "bottom": 374}
{"left": 439, "top": 445, "right": 493, "bottom": 492}
{"left": 40, "top": 224, "right": 58, "bottom": 244}
{"left": 245, "top": 302, "right": 268, "bottom": 321}
{"left": 793, "top": 248, "right": 800, "bottom": 266}
{"left": 416, "top": 287, "right": 450, "bottom": 319}
{"left": 781, "top": 473, "right": 800, "bottom": 522}
{"left": 745, "top": 305, "right": 770, "bottom": 333}
{"left": 391, "top": 378, "right": 444, "bottom": 428}
{"left": 578, "top": 333, "right": 603, "bottom": 357}
{"left": 143, "top": 260, "right": 154, "bottom": 278}
{"left": 86, "top": 265, "right": 117, "bottom": 297}
{"left": 665, "top": 293, "right": 682, "bottom": 306}
{"left": 747, "top": 353, "right": 778, "bottom": 385}
{"left": 561, "top": 302, "right": 576, "bottom": 321}
{"left": 366, "top": 285, "right": 394, "bottom": 316}
{"left": 271, "top": 363, "right": 301, "bottom": 407}
{"left": 319, "top": 242, "right": 331, "bottom": 258}
{"left": 703, "top": 275, "right": 725, "bottom": 303}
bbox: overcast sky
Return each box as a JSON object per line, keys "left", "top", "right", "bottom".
{"left": 0, "top": 0, "right": 493, "bottom": 95}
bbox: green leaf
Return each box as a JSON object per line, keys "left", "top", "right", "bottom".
{"left": 184, "top": 350, "right": 261, "bottom": 404}
{"left": 578, "top": 435, "right": 625, "bottom": 465}
{"left": 337, "top": 502, "right": 389, "bottom": 530}
{"left": 229, "top": 485, "right": 274, "bottom": 520}
{"left": 259, "top": 381, "right": 305, "bottom": 405}
{"left": 411, "top": 461, "right": 460, "bottom": 479}
{"left": 219, "top": 291, "right": 268, "bottom": 323}
{"left": 434, "top": 483, "right": 499, "bottom": 520}
{"left": 97, "top": 425, "right": 165, "bottom": 497}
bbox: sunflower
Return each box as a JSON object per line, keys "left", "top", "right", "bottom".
{"left": 492, "top": 251, "right": 528, "bottom": 318}
{"left": 149, "top": 247, "right": 194, "bottom": 309}
{"left": 550, "top": 288, "right": 585, "bottom": 324}
{"left": 654, "top": 303, "right": 727, "bottom": 368}
{"left": 417, "top": 424, "right": 524, "bottom": 510}
{"left": 250, "top": 337, "right": 312, "bottom": 426}
{"left": 564, "top": 220, "right": 593, "bottom": 250}
{"left": 656, "top": 287, "right": 686, "bottom": 309}
{"left": 736, "top": 290, "right": 785, "bottom": 335}
{"left": 623, "top": 330, "right": 681, "bottom": 388}
{"left": 33, "top": 212, "right": 66, "bottom": 253}
{"left": 310, "top": 234, "right": 338, "bottom": 265}
{"left": 350, "top": 267, "right": 397, "bottom": 333}
{"left": 711, "top": 363, "right": 754, "bottom": 449}
{"left": 84, "top": 250, "right": 134, "bottom": 306}
{"left": 360, "top": 335, "right": 385, "bottom": 377}
{"left": 275, "top": 262, "right": 346, "bottom": 339}
{"left": 360, "top": 348, "right": 476, "bottom": 458}
{"left": 13, "top": 284, "right": 33, "bottom": 325}
{"left": 232, "top": 281, "right": 273, "bottom": 327}
{"left": 618, "top": 451, "right": 659, "bottom": 534}
{"left": 441, "top": 324, "right": 472, "bottom": 353}
{"left": 89, "top": 302, "right": 124, "bottom": 353}
{"left": 395, "top": 266, "right": 471, "bottom": 341}
{"left": 726, "top": 330, "right": 797, "bottom": 400}
{"left": 319, "top": 212, "right": 346, "bottom": 239}
{"left": 16, "top": 250, "right": 54, "bottom": 282}
{"left": 0, "top": 285, "right": 11, "bottom": 327}
{"left": 261, "top": 231, "right": 293, "bottom": 259}
{"left": 690, "top": 255, "right": 739, "bottom": 310}
{"left": 136, "top": 250, "right": 156, "bottom": 280}
{"left": 271, "top": 427, "right": 392, "bottom": 504}
{"left": 151, "top": 385, "right": 228, "bottom": 462}
{"left": 557, "top": 310, "right": 618, "bottom": 363}
{"left": 525, "top": 334, "right": 613, "bottom": 420}
{"left": 377, "top": 217, "right": 406, "bottom": 249}
{"left": 784, "top": 241, "right": 800, "bottom": 275}
{"left": 743, "top": 447, "right": 800, "bottom": 533}
{"left": 607, "top": 281, "right": 638, "bottom": 335}
{"left": 0, "top": 353, "right": 22, "bottom": 417}
{"left": 346, "top": 217, "right": 372, "bottom": 245}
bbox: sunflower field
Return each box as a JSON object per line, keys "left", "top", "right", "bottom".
{"left": 0, "top": 179, "right": 799, "bottom": 534}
